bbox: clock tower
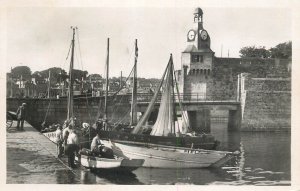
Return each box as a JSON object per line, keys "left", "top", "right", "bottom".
{"left": 179, "top": 7, "right": 215, "bottom": 99}
{"left": 175, "top": 7, "right": 215, "bottom": 133}
{"left": 187, "top": 7, "right": 211, "bottom": 50}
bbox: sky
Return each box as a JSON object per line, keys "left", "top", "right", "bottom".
{"left": 5, "top": 5, "right": 292, "bottom": 78}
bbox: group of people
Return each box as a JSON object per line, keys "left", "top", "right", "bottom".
{"left": 15, "top": 102, "right": 109, "bottom": 168}
{"left": 54, "top": 118, "right": 108, "bottom": 168}
{"left": 54, "top": 118, "right": 80, "bottom": 168}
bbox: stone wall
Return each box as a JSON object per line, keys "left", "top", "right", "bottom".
{"left": 241, "top": 77, "right": 291, "bottom": 131}
{"left": 176, "top": 56, "right": 291, "bottom": 131}
{"left": 7, "top": 95, "right": 132, "bottom": 130}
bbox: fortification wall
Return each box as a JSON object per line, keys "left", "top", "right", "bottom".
{"left": 241, "top": 77, "right": 291, "bottom": 131}
{"left": 7, "top": 96, "right": 131, "bottom": 130}
{"left": 177, "top": 56, "right": 291, "bottom": 131}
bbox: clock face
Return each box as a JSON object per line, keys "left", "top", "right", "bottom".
{"left": 187, "top": 30, "right": 196, "bottom": 41}
{"left": 200, "top": 30, "right": 208, "bottom": 40}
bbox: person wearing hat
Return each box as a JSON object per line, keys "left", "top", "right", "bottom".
{"left": 16, "top": 103, "right": 27, "bottom": 131}
{"left": 55, "top": 124, "right": 63, "bottom": 157}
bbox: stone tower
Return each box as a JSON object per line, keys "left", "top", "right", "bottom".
{"left": 174, "top": 7, "right": 215, "bottom": 133}
{"left": 179, "top": 7, "right": 215, "bottom": 100}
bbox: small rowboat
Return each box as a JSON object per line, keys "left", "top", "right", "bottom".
{"left": 75, "top": 150, "right": 144, "bottom": 171}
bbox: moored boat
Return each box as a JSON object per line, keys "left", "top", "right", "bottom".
{"left": 103, "top": 139, "right": 236, "bottom": 168}
{"left": 101, "top": 54, "right": 237, "bottom": 169}
{"left": 97, "top": 39, "right": 219, "bottom": 150}
{"left": 75, "top": 152, "right": 144, "bottom": 171}
{"left": 42, "top": 27, "right": 90, "bottom": 148}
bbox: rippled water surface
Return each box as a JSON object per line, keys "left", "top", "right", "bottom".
{"left": 72, "top": 123, "right": 290, "bottom": 185}
{"left": 86, "top": 124, "right": 291, "bottom": 185}
{"left": 7, "top": 122, "right": 291, "bottom": 185}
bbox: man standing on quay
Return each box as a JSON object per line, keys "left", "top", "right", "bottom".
{"left": 16, "top": 103, "right": 26, "bottom": 131}
{"left": 66, "top": 129, "right": 79, "bottom": 168}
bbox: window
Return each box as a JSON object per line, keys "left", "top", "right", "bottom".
{"left": 191, "top": 55, "right": 203, "bottom": 63}
{"left": 191, "top": 55, "right": 200, "bottom": 62}
{"left": 200, "top": 55, "right": 204, "bottom": 62}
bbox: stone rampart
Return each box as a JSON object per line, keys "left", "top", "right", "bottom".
{"left": 241, "top": 77, "right": 291, "bottom": 131}
{"left": 7, "top": 95, "right": 131, "bottom": 130}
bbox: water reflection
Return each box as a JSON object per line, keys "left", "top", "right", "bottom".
{"left": 37, "top": 122, "right": 291, "bottom": 185}
{"left": 79, "top": 169, "right": 143, "bottom": 184}
{"left": 132, "top": 167, "right": 231, "bottom": 185}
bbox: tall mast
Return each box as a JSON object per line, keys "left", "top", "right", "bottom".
{"left": 10, "top": 67, "right": 13, "bottom": 97}
{"left": 67, "top": 27, "right": 76, "bottom": 120}
{"left": 120, "top": 71, "right": 122, "bottom": 89}
{"left": 59, "top": 69, "right": 63, "bottom": 96}
{"left": 48, "top": 70, "right": 51, "bottom": 98}
{"left": 130, "top": 39, "right": 138, "bottom": 126}
{"left": 170, "top": 54, "right": 176, "bottom": 134}
{"left": 104, "top": 38, "right": 109, "bottom": 129}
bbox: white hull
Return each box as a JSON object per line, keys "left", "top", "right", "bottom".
{"left": 76, "top": 155, "right": 144, "bottom": 171}
{"left": 78, "top": 155, "right": 122, "bottom": 169}
{"left": 103, "top": 140, "right": 234, "bottom": 168}
{"left": 43, "top": 131, "right": 58, "bottom": 143}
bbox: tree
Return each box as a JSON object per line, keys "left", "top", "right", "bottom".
{"left": 239, "top": 46, "right": 270, "bottom": 58}
{"left": 11, "top": 66, "right": 32, "bottom": 80}
{"left": 39, "top": 67, "right": 67, "bottom": 85}
{"left": 72, "top": 69, "right": 88, "bottom": 80}
{"left": 88, "top": 74, "right": 102, "bottom": 81}
{"left": 269, "top": 41, "right": 292, "bottom": 59}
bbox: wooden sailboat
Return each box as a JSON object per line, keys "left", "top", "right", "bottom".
{"left": 75, "top": 38, "right": 144, "bottom": 171}
{"left": 42, "top": 31, "right": 144, "bottom": 171}
{"left": 43, "top": 27, "right": 78, "bottom": 142}
{"left": 98, "top": 40, "right": 218, "bottom": 150}
{"left": 102, "top": 54, "right": 237, "bottom": 168}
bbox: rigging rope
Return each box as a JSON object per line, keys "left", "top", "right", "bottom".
{"left": 173, "top": 64, "right": 191, "bottom": 133}
{"left": 75, "top": 28, "right": 84, "bottom": 71}
{"left": 75, "top": 29, "right": 93, "bottom": 127}
{"left": 43, "top": 98, "right": 52, "bottom": 124}
{"left": 95, "top": 47, "right": 136, "bottom": 125}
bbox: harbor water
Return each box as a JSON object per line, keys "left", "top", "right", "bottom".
{"left": 7, "top": 122, "right": 290, "bottom": 185}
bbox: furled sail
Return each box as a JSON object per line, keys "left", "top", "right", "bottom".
{"left": 131, "top": 54, "right": 191, "bottom": 136}
{"left": 150, "top": 56, "right": 176, "bottom": 136}
{"left": 131, "top": 56, "right": 171, "bottom": 134}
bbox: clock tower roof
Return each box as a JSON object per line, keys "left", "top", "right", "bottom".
{"left": 183, "top": 45, "right": 213, "bottom": 53}
{"left": 194, "top": 7, "right": 203, "bottom": 16}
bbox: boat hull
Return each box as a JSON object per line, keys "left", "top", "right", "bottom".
{"left": 99, "top": 130, "right": 218, "bottom": 150}
{"left": 102, "top": 140, "right": 233, "bottom": 169}
{"left": 76, "top": 155, "right": 144, "bottom": 171}
{"left": 43, "top": 131, "right": 58, "bottom": 143}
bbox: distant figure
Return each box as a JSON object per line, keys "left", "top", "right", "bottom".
{"left": 55, "top": 125, "right": 63, "bottom": 157}
{"left": 16, "top": 103, "right": 26, "bottom": 131}
{"left": 66, "top": 129, "right": 79, "bottom": 168}
{"left": 90, "top": 133, "right": 102, "bottom": 156}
